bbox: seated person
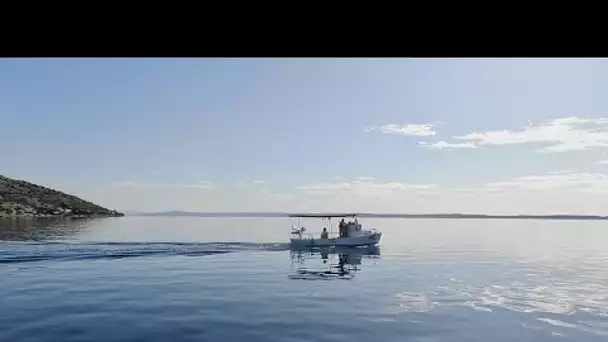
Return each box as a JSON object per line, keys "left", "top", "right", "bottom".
{"left": 321, "top": 227, "right": 328, "bottom": 239}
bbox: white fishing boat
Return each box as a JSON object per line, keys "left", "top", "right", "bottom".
{"left": 288, "top": 213, "right": 382, "bottom": 248}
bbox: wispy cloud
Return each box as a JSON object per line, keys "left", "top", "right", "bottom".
{"left": 235, "top": 180, "right": 267, "bottom": 188}
{"left": 418, "top": 141, "right": 478, "bottom": 150}
{"left": 111, "top": 181, "right": 214, "bottom": 189}
{"left": 447, "top": 116, "right": 608, "bottom": 153}
{"left": 481, "top": 171, "right": 608, "bottom": 193}
{"left": 365, "top": 123, "right": 438, "bottom": 137}
{"left": 356, "top": 176, "right": 375, "bottom": 181}
{"left": 96, "top": 172, "right": 608, "bottom": 214}
{"left": 598, "top": 160, "right": 608, "bottom": 165}
{"left": 296, "top": 178, "right": 438, "bottom": 196}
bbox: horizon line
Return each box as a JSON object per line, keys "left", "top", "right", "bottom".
{"left": 125, "top": 210, "right": 608, "bottom": 219}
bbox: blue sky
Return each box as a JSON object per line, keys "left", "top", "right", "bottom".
{"left": 3, "top": 58, "right": 608, "bottom": 214}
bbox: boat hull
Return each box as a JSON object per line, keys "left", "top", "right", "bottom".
{"left": 290, "top": 232, "right": 382, "bottom": 248}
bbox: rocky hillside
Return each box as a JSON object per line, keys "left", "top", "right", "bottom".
{"left": 0, "top": 175, "right": 123, "bottom": 218}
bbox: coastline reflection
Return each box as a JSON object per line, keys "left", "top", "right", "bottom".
{"left": 0, "top": 218, "right": 94, "bottom": 241}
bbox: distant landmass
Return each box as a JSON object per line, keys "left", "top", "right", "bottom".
{"left": 133, "top": 211, "right": 608, "bottom": 221}
{"left": 0, "top": 175, "right": 124, "bottom": 218}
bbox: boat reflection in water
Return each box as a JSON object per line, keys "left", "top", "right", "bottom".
{"left": 288, "top": 245, "right": 380, "bottom": 280}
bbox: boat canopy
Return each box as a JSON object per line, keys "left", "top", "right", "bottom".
{"left": 288, "top": 213, "right": 358, "bottom": 218}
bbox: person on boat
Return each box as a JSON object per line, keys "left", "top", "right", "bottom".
{"left": 321, "top": 227, "right": 328, "bottom": 239}
{"left": 339, "top": 219, "right": 346, "bottom": 237}
{"left": 342, "top": 220, "right": 351, "bottom": 238}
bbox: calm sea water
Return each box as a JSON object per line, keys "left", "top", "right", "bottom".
{"left": 1, "top": 217, "right": 608, "bottom": 342}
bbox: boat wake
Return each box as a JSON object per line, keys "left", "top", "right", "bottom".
{"left": 0, "top": 241, "right": 290, "bottom": 264}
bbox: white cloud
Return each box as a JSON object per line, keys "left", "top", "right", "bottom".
{"left": 71, "top": 171, "right": 608, "bottom": 215}
{"left": 547, "top": 169, "right": 575, "bottom": 175}
{"left": 418, "top": 141, "right": 478, "bottom": 150}
{"left": 288, "top": 172, "right": 608, "bottom": 214}
{"left": 481, "top": 172, "right": 608, "bottom": 193}
{"left": 403, "top": 184, "right": 439, "bottom": 190}
{"left": 235, "top": 180, "right": 267, "bottom": 188}
{"left": 365, "top": 116, "right": 608, "bottom": 153}
{"left": 356, "top": 176, "right": 375, "bottom": 181}
{"left": 110, "top": 181, "right": 214, "bottom": 189}
{"left": 295, "top": 178, "right": 437, "bottom": 197}
{"left": 448, "top": 116, "right": 608, "bottom": 152}
{"left": 598, "top": 160, "right": 608, "bottom": 165}
{"left": 365, "top": 123, "right": 438, "bottom": 136}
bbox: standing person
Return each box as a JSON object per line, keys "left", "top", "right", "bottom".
{"left": 339, "top": 219, "right": 346, "bottom": 237}
{"left": 321, "top": 227, "right": 328, "bottom": 239}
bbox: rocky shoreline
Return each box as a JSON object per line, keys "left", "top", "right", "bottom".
{"left": 0, "top": 175, "right": 124, "bottom": 219}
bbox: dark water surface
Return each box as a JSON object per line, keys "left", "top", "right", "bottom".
{"left": 1, "top": 217, "right": 607, "bottom": 341}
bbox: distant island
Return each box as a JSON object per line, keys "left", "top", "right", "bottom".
{"left": 0, "top": 175, "right": 124, "bottom": 218}
{"left": 134, "top": 211, "right": 608, "bottom": 221}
